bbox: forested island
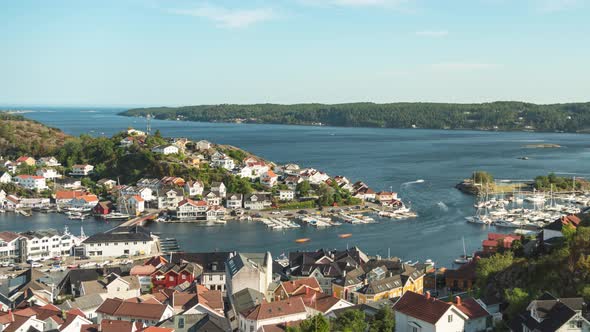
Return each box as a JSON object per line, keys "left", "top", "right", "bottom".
{"left": 121, "top": 101, "right": 590, "bottom": 132}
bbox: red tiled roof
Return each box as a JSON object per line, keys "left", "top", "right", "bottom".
{"left": 131, "top": 195, "right": 144, "bottom": 202}
{"left": 16, "top": 175, "right": 44, "bottom": 180}
{"left": 142, "top": 327, "right": 174, "bottom": 332}
{"left": 130, "top": 265, "right": 156, "bottom": 276}
{"left": 393, "top": 291, "right": 452, "bottom": 324}
{"left": 0, "top": 231, "right": 20, "bottom": 242}
{"left": 178, "top": 198, "right": 207, "bottom": 207}
{"left": 281, "top": 277, "right": 321, "bottom": 296}
{"left": 55, "top": 190, "right": 86, "bottom": 200}
{"left": 454, "top": 298, "right": 489, "bottom": 319}
{"left": 244, "top": 297, "right": 307, "bottom": 320}
{"left": 96, "top": 298, "right": 168, "bottom": 320}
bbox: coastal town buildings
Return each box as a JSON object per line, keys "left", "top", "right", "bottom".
{"left": 509, "top": 293, "right": 590, "bottom": 331}
{"left": 0, "top": 231, "right": 23, "bottom": 264}
{"left": 243, "top": 193, "right": 272, "bottom": 210}
{"left": 82, "top": 226, "right": 157, "bottom": 257}
{"left": 96, "top": 298, "right": 174, "bottom": 325}
{"left": 36, "top": 156, "right": 61, "bottom": 167}
{"left": 226, "top": 252, "right": 273, "bottom": 299}
{"left": 0, "top": 172, "right": 11, "bottom": 184}
{"left": 393, "top": 291, "right": 470, "bottom": 332}
{"left": 211, "top": 152, "right": 235, "bottom": 171}
{"left": 152, "top": 145, "right": 179, "bottom": 155}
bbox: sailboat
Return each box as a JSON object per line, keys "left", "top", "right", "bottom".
{"left": 454, "top": 237, "right": 473, "bottom": 264}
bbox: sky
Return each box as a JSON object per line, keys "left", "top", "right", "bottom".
{"left": 0, "top": 0, "right": 589, "bottom": 106}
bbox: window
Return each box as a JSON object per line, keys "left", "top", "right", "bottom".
{"left": 125, "top": 242, "right": 129, "bottom": 245}
{"left": 178, "top": 317, "right": 185, "bottom": 329}
{"left": 181, "top": 274, "right": 186, "bottom": 280}
{"left": 169, "top": 276, "right": 174, "bottom": 281}
{"left": 209, "top": 275, "right": 213, "bottom": 281}
{"left": 411, "top": 328, "right": 418, "bottom": 332}
{"left": 448, "top": 315, "right": 453, "bottom": 322}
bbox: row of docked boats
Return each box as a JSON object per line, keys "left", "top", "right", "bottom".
{"left": 466, "top": 190, "right": 584, "bottom": 229}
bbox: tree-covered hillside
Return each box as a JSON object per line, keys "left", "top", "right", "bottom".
{"left": 121, "top": 101, "right": 590, "bottom": 132}
{"left": 0, "top": 113, "right": 70, "bottom": 157}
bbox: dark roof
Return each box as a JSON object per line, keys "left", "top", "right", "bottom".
{"left": 83, "top": 226, "right": 152, "bottom": 244}
{"left": 509, "top": 294, "right": 585, "bottom": 332}
{"left": 232, "top": 288, "right": 266, "bottom": 315}
{"left": 67, "top": 267, "right": 124, "bottom": 289}
{"left": 157, "top": 313, "right": 231, "bottom": 332}
{"left": 169, "top": 252, "right": 232, "bottom": 273}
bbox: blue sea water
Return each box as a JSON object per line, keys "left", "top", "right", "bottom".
{"left": 2, "top": 106, "right": 590, "bottom": 265}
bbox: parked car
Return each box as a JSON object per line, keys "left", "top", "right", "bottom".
{"left": 31, "top": 262, "right": 43, "bottom": 268}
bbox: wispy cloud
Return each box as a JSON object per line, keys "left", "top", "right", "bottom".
{"left": 299, "top": 0, "right": 412, "bottom": 8}
{"left": 415, "top": 30, "right": 448, "bottom": 37}
{"left": 537, "top": 0, "right": 584, "bottom": 12}
{"left": 429, "top": 62, "right": 500, "bottom": 71}
{"left": 168, "top": 5, "right": 277, "bottom": 28}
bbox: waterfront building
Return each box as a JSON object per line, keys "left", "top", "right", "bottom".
{"left": 206, "top": 206, "right": 226, "bottom": 221}
{"left": 445, "top": 260, "right": 477, "bottom": 292}
{"left": 14, "top": 175, "right": 47, "bottom": 191}
{"left": 127, "top": 195, "right": 145, "bottom": 216}
{"left": 152, "top": 145, "right": 179, "bottom": 155}
{"left": 157, "top": 188, "right": 184, "bottom": 210}
{"left": 482, "top": 233, "right": 522, "bottom": 254}
{"left": 176, "top": 198, "right": 208, "bottom": 221}
{"left": 70, "top": 194, "right": 99, "bottom": 210}
{"left": 119, "top": 186, "right": 154, "bottom": 202}
{"left": 19, "top": 197, "right": 51, "bottom": 209}
{"left": 225, "top": 193, "right": 243, "bottom": 209}
{"left": 20, "top": 228, "right": 82, "bottom": 260}
{"left": 71, "top": 164, "right": 94, "bottom": 176}
{"left": 82, "top": 226, "right": 157, "bottom": 258}
{"left": 243, "top": 193, "right": 272, "bottom": 210}
{"left": 55, "top": 190, "right": 87, "bottom": 207}
{"left": 375, "top": 191, "right": 398, "bottom": 203}
{"left": 0, "top": 231, "right": 24, "bottom": 264}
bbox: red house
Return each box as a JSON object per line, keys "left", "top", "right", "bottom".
{"left": 93, "top": 201, "right": 114, "bottom": 215}
{"left": 151, "top": 263, "right": 196, "bottom": 290}
{"left": 482, "top": 233, "right": 522, "bottom": 254}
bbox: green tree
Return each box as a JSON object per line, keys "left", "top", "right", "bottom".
{"left": 332, "top": 310, "right": 367, "bottom": 332}
{"left": 472, "top": 171, "right": 494, "bottom": 184}
{"left": 476, "top": 252, "right": 514, "bottom": 289}
{"left": 369, "top": 306, "right": 395, "bottom": 332}
{"left": 298, "top": 314, "right": 330, "bottom": 332}
{"left": 504, "top": 288, "right": 530, "bottom": 319}
{"left": 296, "top": 180, "right": 312, "bottom": 197}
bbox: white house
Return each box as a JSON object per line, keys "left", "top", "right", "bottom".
{"left": 0, "top": 172, "right": 11, "bottom": 184}
{"left": 204, "top": 191, "right": 222, "bottom": 206}
{"left": 238, "top": 297, "right": 308, "bottom": 332}
{"left": 278, "top": 190, "right": 295, "bottom": 201}
{"left": 14, "top": 175, "right": 47, "bottom": 191}
{"left": 184, "top": 180, "right": 204, "bottom": 197}
{"left": 260, "top": 170, "right": 278, "bottom": 187}
{"left": 137, "top": 178, "right": 161, "bottom": 190}
{"left": 176, "top": 198, "right": 208, "bottom": 220}
{"left": 36, "top": 168, "right": 61, "bottom": 180}
{"left": 127, "top": 128, "right": 146, "bottom": 136}
{"left": 127, "top": 195, "right": 145, "bottom": 216}
{"left": 244, "top": 193, "right": 272, "bottom": 210}
{"left": 80, "top": 273, "right": 141, "bottom": 300}
{"left": 393, "top": 291, "right": 469, "bottom": 332}
{"left": 70, "top": 194, "right": 99, "bottom": 209}
{"left": 509, "top": 293, "right": 590, "bottom": 332}
{"left": 211, "top": 182, "right": 226, "bottom": 197}
{"left": 82, "top": 226, "right": 157, "bottom": 258}
{"left": 20, "top": 227, "right": 82, "bottom": 261}
{"left": 152, "top": 145, "right": 179, "bottom": 155}
{"left": 36, "top": 156, "right": 61, "bottom": 167}
{"left": 196, "top": 140, "right": 212, "bottom": 150}
{"left": 206, "top": 206, "right": 226, "bottom": 221}
{"left": 238, "top": 162, "right": 269, "bottom": 180}
{"left": 226, "top": 193, "right": 243, "bottom": 209}
{"left": 300, "top": 168, "right": 330, "bottom": 185}
{"left": 211, "top": 152, "right": 235, "bottom": 170}
{"left": 0, "top": 231, "right": 23, "bottom": 264}
{"left": 120, "top": 186, "right": 153, "bottom": 202}
{"left": 71, "top": 164, "right": 94, "bottom": 176}
{"left": 157, "top": 188, "right": 184, "bottom": 210}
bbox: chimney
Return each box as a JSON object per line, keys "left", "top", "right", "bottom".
{"left": 425, "top": 291, "right": 431, "bottom": 300}
{"left": 455, "top": 296, "right": 461, "bottom": 305}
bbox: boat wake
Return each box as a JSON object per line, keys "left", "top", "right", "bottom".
{"left": 402, "top": 179, "right": 425, "bottom": 186}
{"left": 436, "top": 201, "right": 449, "bottom": 212}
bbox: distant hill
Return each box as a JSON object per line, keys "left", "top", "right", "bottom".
{"left": 0, "top": 113, "right": 70, "bottom": 157}
{"left": 120, "top": 101, "right": 590, "bottom": 133}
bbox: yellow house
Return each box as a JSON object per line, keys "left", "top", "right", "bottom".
{"left": 353, "top": 275, "right": 404, "bottom": 304}
{"left": 401, "top": 268, "right": 425, "bottom": 295}
{"left": 332, "top": 267, "right": 365, "bottom": 302}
